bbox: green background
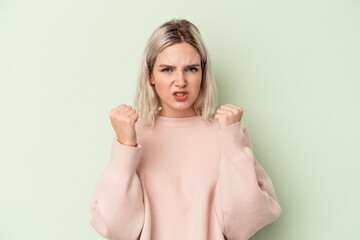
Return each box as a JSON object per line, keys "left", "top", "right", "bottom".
{"left": 1, "top": 0, "right": 359, "bottom": 239}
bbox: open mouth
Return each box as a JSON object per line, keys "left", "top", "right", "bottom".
{"left": 174, "top": 92, "right": 187, "bottom": 96}
{"left": 173, "top": 90, "right": 189, "bottom": 96}
{"left": 173, "top": 91, "right": 188, "bottom": 101}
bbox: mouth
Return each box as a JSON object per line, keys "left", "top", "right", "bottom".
{"left": 173, "top": 91, "right": 189, "bottom": 101}
{"left": 173, "top": 90, "right": 189, "bottom": 96}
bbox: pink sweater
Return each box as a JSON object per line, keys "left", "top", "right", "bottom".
{"left": 89, "top": 115, "right": 282, "bottom": 240}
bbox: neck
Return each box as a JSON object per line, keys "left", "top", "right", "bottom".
{"left": 159, "top": 109, "right": 197, "bottom": 118}
{"left": 155, "top": 115, "right": 203, "bottom": 127}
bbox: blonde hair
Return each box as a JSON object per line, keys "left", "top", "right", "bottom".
{"left": 133, "top": 18, "right": 218, "bottom": 127}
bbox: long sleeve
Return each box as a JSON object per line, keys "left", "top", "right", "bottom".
{"left": 214, "top": 121, "right": 282, "bottom": 240}
{"left": 89, "top": 136, "right": 145, "bottom": 240}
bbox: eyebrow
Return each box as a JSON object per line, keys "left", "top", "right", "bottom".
{"left": 157, "top": 64, "right": 201, "bottom": 68}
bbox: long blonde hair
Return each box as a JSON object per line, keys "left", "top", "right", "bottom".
{"left": 133, "top": 18, "right": 218, "bottom": 127}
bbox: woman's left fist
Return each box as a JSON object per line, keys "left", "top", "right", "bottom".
{"left": 215, "top": 104, "right": 243, "bottom": 129}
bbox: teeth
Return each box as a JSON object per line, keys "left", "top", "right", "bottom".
{"left": 175, "top": 93, "right": 186, "bottom": 96}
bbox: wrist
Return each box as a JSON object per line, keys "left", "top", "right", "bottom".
{"left": 117, "top": 138, "right": 137, "bottom": 147}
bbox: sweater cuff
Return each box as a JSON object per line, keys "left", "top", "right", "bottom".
{"left": 107, "top": 137, "right": 142, "bottom": 177}
{"left": 218, "top": 121, "right": 247, "bottom": 151}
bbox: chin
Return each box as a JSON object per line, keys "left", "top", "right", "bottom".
{"left": 173, "top": 103, "right": 193, "bottom": 109}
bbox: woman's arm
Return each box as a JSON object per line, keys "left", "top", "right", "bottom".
{"left": 89, "top": 136, "right": 144, "bottom": 240}
{"left": 214, "top": 121, "right": 282, "bottom": 240}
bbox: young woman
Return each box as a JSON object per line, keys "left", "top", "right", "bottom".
{"left": 89, "top": 18, "right": 282, "bottom": 240}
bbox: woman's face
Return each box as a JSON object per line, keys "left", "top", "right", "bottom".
{"left": 150, "top": 42, "right": 202, "bottom": 118}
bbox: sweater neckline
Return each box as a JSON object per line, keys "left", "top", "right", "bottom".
{"left": 155, "top": 115, "right": 205, "bottom": 128}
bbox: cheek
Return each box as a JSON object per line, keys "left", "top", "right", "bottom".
{"left": 155, "top": 80, "right": 170, "bottom": 95}
{"left": 194, "top": 75, "right": 202, "bottom": 90}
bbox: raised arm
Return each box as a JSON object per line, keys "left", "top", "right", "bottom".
{"left": 89, "top": 136, "right": 144, "bottom": 240}
{"left": 214, "top": 121, "right": 282, "bottom": 240}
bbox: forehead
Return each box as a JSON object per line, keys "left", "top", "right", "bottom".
{"left": 155, "top": 42, "right": 201, "bottom": 65}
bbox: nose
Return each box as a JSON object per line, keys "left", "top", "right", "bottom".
{"left": 174, "top": 70, "right": 187, "bottom": 87}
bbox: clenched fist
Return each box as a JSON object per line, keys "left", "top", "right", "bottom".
{"left": 215, "top": 104, "right": 243, "bottom": 129}
{"left": 110, "top": 104, "right": 139, "bottom": 147}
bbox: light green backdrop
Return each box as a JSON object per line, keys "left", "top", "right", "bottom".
{"left": 1, "top": 0, "right": 359, "bottom": 239}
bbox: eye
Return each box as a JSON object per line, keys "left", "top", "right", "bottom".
{"left": 161, "top": 68, "right": 171, "bottom": 72}
{"left": 187, "top": 67, "right": 198, "bottom": 72}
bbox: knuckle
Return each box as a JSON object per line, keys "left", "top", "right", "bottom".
{"left": 110, "top": 110, "right": 115, "bottom": 117}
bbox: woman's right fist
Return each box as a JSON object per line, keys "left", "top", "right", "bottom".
{"left": 110, "top": 104, "right": 139, "bottom": 147}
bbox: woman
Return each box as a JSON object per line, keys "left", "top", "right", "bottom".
{"left": 89, "top": 18, "right": 282, "bottom": 240}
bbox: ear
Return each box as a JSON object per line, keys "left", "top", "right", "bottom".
{"left": 149, "top": 74, "right": 155, "bottom": 85}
